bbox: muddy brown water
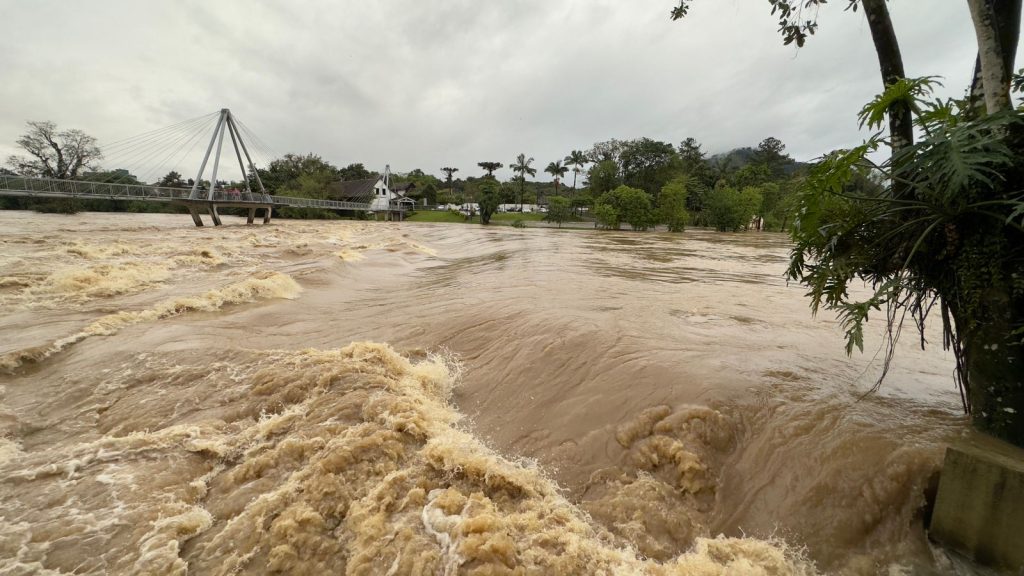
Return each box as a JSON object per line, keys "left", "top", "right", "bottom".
{"left": 0, "top": 211, "right": 980, "bottom": 574}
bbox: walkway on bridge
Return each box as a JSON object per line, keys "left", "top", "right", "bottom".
{"left": 0, "top": 174, "right": 374, "bottom": 226}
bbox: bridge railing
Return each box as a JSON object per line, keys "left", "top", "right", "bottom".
{"left": 267, "top": 195, "right": 372, "bottom": 211}
{"left": 0, "top": 174, "right": 195, "bottom": 202}
{"left": 0, "top": 175, "right": 373, "bottom": 211}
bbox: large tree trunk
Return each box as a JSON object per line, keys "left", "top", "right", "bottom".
{"left": 968, "top": 0, "right": 1021, "bottom": 113}
{"left": 953, "top": 284, "right": 1024, "bottom": 446}
{"left": 957, "top": 0, "right": 1024, "bottom": 447}
{"left": 861, "top": 0, "right": 914, "bottom": 153}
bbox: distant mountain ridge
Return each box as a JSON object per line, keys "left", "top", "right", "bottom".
{"left": 708, "top": 147, "right": 810, "bottom": 175}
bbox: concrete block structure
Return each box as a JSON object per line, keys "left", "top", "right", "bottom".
{"left": 930, "top": 434, "right": 1024, "bottom": 570}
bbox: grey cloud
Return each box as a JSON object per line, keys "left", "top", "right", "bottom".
{"left": 0, "top": 0, "right": 1019, "bottom": 182}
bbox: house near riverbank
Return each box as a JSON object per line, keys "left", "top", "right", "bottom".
{"left": 327, "top": 171, "right": 415, "bottom": 220}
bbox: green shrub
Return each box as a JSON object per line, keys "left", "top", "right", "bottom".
{"left": 595, "top": 185, "right": 654, "bottom": 230}
{"left": 593, "top": 204, "right": 620, "bottom": 229}
{"left": 658, "top": 177, "right": 690, "bottom": 232}
{"left": 544, "top": 196, "right": 572, "bottom": 227}
{"left": 705, "top": 185, "right": 762, "bottom": 231}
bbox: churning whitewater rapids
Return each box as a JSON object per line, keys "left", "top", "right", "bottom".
{"left": 0, "top": 211, "right": 978, "bottom": 575}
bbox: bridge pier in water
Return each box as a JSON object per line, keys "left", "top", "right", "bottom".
{"left": 248, "top": 206, "right": 271, "bottom": 225}
{"left": 181, "top": 201, "right": 272, "bottom": 227}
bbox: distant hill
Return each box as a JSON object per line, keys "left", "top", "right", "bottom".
{"left": 708, "top": 147, "right": 810, "bottom": 175}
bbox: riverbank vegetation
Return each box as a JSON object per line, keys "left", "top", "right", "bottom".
{"left": 672, "top": 0, "right": 1024, "bottom": 446}
{"left": 3, "top": 117, "right": 808, "bottom": 231}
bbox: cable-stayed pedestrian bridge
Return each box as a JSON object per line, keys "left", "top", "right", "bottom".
{"left": 0, "top": 108, "right": 376, "bottom": 226}
{"left": 0, "top": 174, "right": 373, "bottom": 226}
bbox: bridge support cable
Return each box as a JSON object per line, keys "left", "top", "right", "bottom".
{"left": 100, "top": 114, "right": 219, "bottom": 187}
{"left": 101, "top": 111, "right": 219, "bottom": 155}
{"left": 233, "top": 117, "right": 278, "bottom": 166}
{"left": 226, "top": 114, "right": 269, "bottom": 201}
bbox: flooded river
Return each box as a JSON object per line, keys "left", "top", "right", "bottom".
{"left": 0, "top": 211, "right": 971, "bottom": 574}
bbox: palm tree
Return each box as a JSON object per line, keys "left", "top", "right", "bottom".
{"left": 510, "top": 153, "right": 536, "bottom": 210}
{"left": 440, "top": 166, "right": 458, "bottom": 205}
{"left": 563, "top": 150, "right": 588, "bottom": 216}
{"left": 563, "top": 150, "right": 588, "bottom": 194}
{"left": 477, "top": 162, "right": 503, "bottom": 178}
{"left": 544, "top": 160, "right": 568, "bottom": 198}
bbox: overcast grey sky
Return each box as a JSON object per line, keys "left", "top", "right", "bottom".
{"left": 0, "top": 1, "right": 1017, "bottom": 182}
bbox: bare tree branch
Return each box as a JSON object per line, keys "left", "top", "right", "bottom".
{"left": 6, "top": 121, "right": 102, "bottom": 178}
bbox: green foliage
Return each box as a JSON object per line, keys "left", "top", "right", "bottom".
{"left": 588, "top": 160, "right": 620, "bottom": 195}
{"left": 593, "top": 203, "right": 620, "bottom": 230}
{"left": 478, "top": 161, "right": 503, "bottom": 177}
{"left": 759, "top": 180, "right": 801, "bottom": 231}
{"left": 705, "top": 185, "right": 761, "bottom": 231}
{"left": 596, "top": 185, "right": 655, "bottom": 231}
{"left": 732, "top": 163, "right": 772, "bottom": 188}
{"left": 510, "top": 154, "right": 536, "bottom": 207}
{"left": 500, "top": 182, "right": 519, "bottom": 204}
{"left": 259, "top": 154, "right": 339, "bottom": 197}
{"left": 897, "top": 110, "right": 1019, "bottom": 202}
{"left": 678, "top": 137, "right": 716, "bottom": 191}
{"left": 671, "top": 0, "right": 840, "bottom": 47}
{"left": 571, "top": 190, "right": 593, "bottom": 210}
{"left": 545, "top": 196, "right": 572, "bottom": 227}
{"left": 510, "top": 219, "right": 526, "bottom": 228}
{"left": 280, "top": 171, "right": 333, "bottom": 200}
{"left": 157, "top": 171, "right": 185, "bottom": 188}
{"left": 478, "top": 180, "right": 502, "bottom": 224}
{"left": 392, "top": 169, "right": 442, "bottom": 201}
{"left": 80, "top": 169, "right": 142, "bottom": 185}
{"left": 440, "top": 167, "right": 459, "bottom": 199}
{"left": 338, "top": 163, "right": 373, "bottom": 181}
{"left": 421, "top": 182, "right": 438, "bottom": 204}
{"left": 587, "top": 139, "right": 625, "bottom": 164}
{"left": 437, "top": 189, "right": 461, "bottom": 205}
{"left": 619, "top": 137, "right": 680, "bottom": 197}
{"left": 788, "top": 81, "right": 1024, "bottom": 419}
{"left": 545, "top": 161, "right": 568, "bottom": 182}
{"left": 564, "top": 150, "right": 589, "bottom": 189}
{"left": 751, "top": 137, "right": 796, "bottom": 178}
{"left": 574, "top": 134, "right": 800, "bottom": 227}
{"left": 658, "top": 177, "right": 689, "bottom": 232}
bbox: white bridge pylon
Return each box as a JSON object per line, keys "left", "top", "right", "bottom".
{"left": 190, "top": 108, "right": 268, "bottom": 202}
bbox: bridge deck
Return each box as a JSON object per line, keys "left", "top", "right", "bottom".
{"left": 0, "top": 175, "right": 372, "bottom": 212}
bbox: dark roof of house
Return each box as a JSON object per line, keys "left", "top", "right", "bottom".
{"left": 327, "top": 178, "right": 379, "bottom": 200}
{"left": 391, "top": 182, "right": 416, "bottom": 192}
